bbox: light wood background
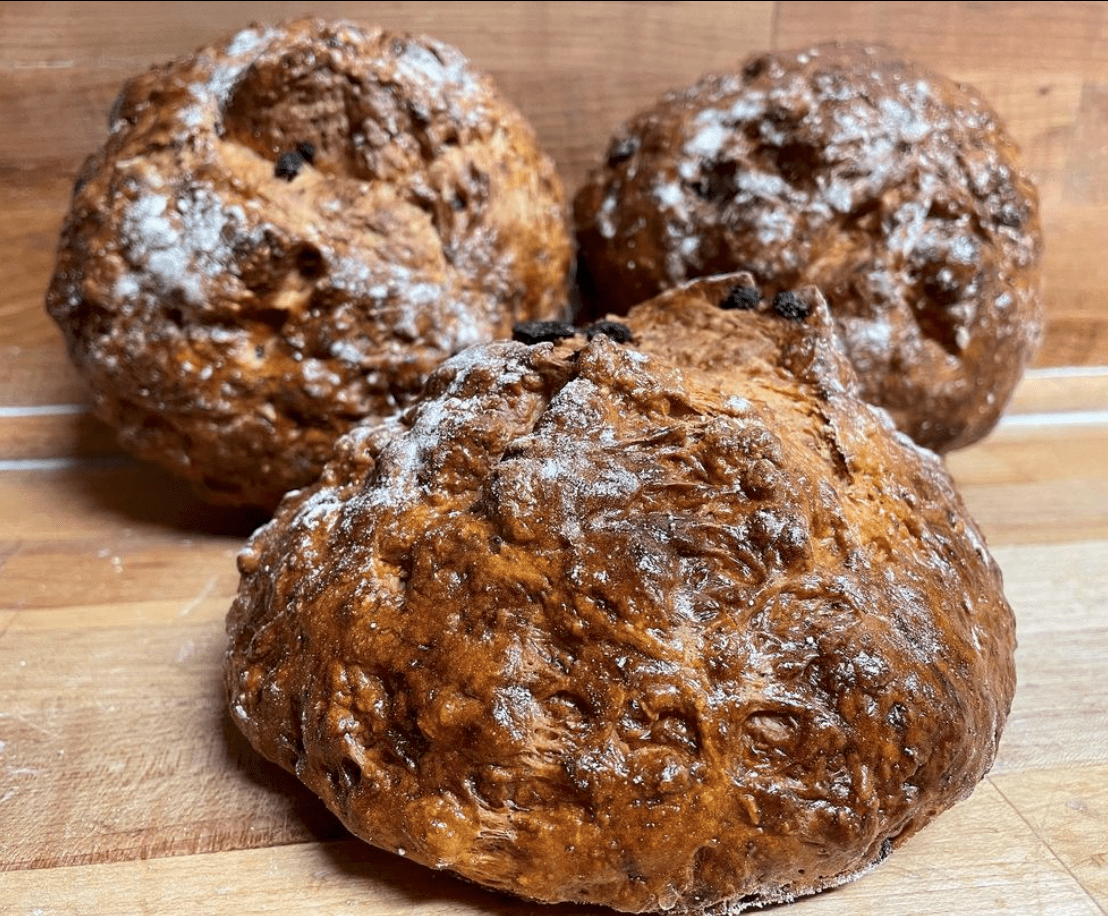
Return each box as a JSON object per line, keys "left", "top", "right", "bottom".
{"left": 1, "top": 3, "right": 1106, "bottom": 915}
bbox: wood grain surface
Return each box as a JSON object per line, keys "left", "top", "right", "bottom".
{"left": 1, "top": 3, "right": 1106, "bottom": 915}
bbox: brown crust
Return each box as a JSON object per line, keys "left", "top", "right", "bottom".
{"left": 573, "top": 43, "right": 1043, "bottom": 452}
{"left": 46, "top": 18, "right": 571, "bottom": 509}
{"left": 226, "top": 274, "right": 1016, "bottom": 913}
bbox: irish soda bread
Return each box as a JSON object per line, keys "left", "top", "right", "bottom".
{"left": 46, "top": 18, "right": 571, "bottom": 508}
{"left": 574, "top": 44, "right": 1042, "bottom": 452}
{"left": 226, "top": 274, "right": 1016, "bottom": 912}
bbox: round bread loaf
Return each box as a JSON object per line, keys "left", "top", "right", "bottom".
{"left": 226, "top": 274, "right": 1016, "bottom": 913}
{"left": 46, "top": 18, "right": 571, "bottom": 509}
{"left": 574, "top": 43, "right": 1042, "bottom": 452}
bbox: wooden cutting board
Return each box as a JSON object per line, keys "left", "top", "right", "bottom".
{"left": 2, "top": 3, "right": 1106, "bottom": 914}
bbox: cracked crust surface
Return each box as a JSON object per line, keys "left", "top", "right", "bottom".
{"left": 574, "top": 43, "right": 1042, "bottom": 452}
{"left": 226, "top": 274, "right": 1015, "bottom": 913}
{"left": 45, "top": 18, "right": 571, "bottom": 508}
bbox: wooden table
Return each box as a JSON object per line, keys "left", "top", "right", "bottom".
{"left": 2, "top": 4, "right": 1106, "bottom": 914}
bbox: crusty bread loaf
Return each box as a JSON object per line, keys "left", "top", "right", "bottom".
{"left": 226, "top": 274, "right": 1015, "bottom": 913}
{"left": 574, "top": 43, "right": 1043, "bottom": 452}
{"left": 46, "top": 18, "right": 571, "bottom": 509}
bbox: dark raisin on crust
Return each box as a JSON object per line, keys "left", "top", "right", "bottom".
{"left": 513, "top": 320, "right": 578, "bottom": 345}
{"left": 606, "top": 136, "right": 639, "bottom": 167}
{"left": 275, "top": 149, "right": 304, "bottom": 181}
{"left": 772, "top": 291, "right": 810, "bottom": 321}
{"left": 743, "top": 54, "right": 770, "bottom": 80}
{"left": 720, "top": 285, "right": 761, "bottom": 311}
{"left": 586, "top": 320, "right": 634, "bottom": 343}
{"left": 295, "top": 140, "right": 316, "bottom": 163}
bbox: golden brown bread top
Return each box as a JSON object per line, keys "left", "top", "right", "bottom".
{"left": 574, "top": 43, "right": 1043, "bottom": 452}
{"left": 46, "top": 18, "right": 571, "bottom": 508}
{"left": 226, "top": 274, "right": 1015, "bottom": 913}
